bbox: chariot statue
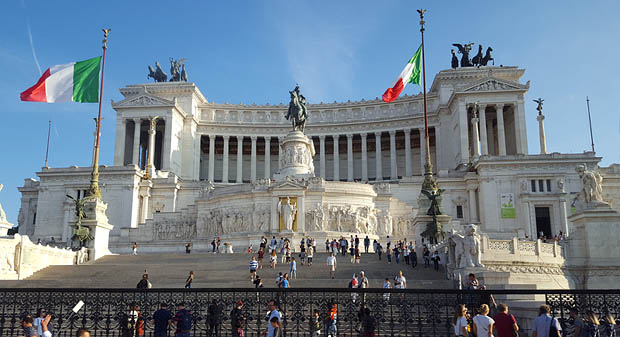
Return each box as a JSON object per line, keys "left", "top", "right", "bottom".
{"left": 147, "top": 61, "right": 168, "bottom": 82}
{"left": 286, "top": 85, "right": 307, "bottom": 132}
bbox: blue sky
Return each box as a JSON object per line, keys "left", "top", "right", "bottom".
{"left": 1, "top": 0, "right": 619, "bottom": 226}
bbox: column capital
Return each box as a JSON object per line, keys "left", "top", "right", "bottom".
{"left": 319, "top": 135, "right": 326, "bottom": 140}
{"left": 209, "top": 134, "right": 216, "bottom": 140}
{"left": 360, "top": 132, "right": 368, "bottom": 138}
{"left": 471, "top": 117, "right": 480, "bottom": 124}
{"left": 133, "top": 117, "right": 142, "bottom": 123}
{"left": 479, "top": 103, "right": 487, "bottom": 109}
{"left": 237, "top": 135, "right": 244, "bottom": 141}
{"left": 333, "top": 134, "right": 340, "bottom": 140}
{"left": 495, "top": 103, "right": 505, "bottom": 110}
{"left": 389, "top": 130, "right": 397, "bottom": 136}
{"left": 374, "top": 131, "right": 382, "bottom": 137}
{"left": 250, "top": 136, "right": 257, "bottom": 142}
{"left": 223, "top": 135, "right": 230, "bottom": 140}
{"left": 264, "top": 136, "right": 271, "bottom": 143}
{"left": 346, "top": 133, "right": 353, "bottom": 139}
{"left": 404, "top": 128, "right": 411, "bottom": 135}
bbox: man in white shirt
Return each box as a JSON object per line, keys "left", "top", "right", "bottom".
{"left": 394, "top": 271, "right": 406, "bottom": 289}
{"left": 326, "top": 252, "right": 337, "bottom": 279}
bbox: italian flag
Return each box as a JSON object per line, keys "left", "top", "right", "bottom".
{"left": 20, "top": 56, "right": 101, "bottom": 103}
{"left": 382, "top": 45, "right": 422, "bottom": 103}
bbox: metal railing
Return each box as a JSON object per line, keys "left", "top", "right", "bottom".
{"left": 1, "top": 288, "right": 619, "bottom": 337}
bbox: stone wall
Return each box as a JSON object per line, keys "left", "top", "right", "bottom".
{"left": 0, "top": 234, "right": 79, "bottom": 280}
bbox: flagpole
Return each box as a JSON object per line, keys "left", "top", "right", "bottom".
{"left": 44, "top": 120, "right": 51, "bottom": 168}
{"left": 417, "top": 9, "right": 438, "bottom": 193}
{"left": 586, "top": 96, "right": 595, "bottom": 153}
{"left": 87, "top": 29, "right": 110, "bottom": 200}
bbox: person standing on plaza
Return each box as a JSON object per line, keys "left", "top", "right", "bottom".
{"left": 376, "top": 243, "right": 383, "bottom": 260}
{"left": 185, "top": 271, "right": 194, "bottom": 289}
{"left": 386, "top": 247, "right": 392, "bottom": 264}
{"left": 281, "top": 273, "right": 290, "bottom": 288}
{"left": 359, "top": 271, "right": 369, "bottom": 289}
{"left": 473, "top": 304, "right": 494, "bottom": 337}
{"left": 173, "top": 303, "right": 193, "bottom": 337}
{"left": 310, "top": 309, "right": 322, "bottom": 337}
{"left": 584, "top": 310, "right": 601, "bottom": 337}
{"left": 382, "top": 278, "right": 392, "bottom": 302}
{"left": 349, "top": 273, "right": 359, "bottom": 289}
{"left": 411, "top": 247, "right": 418, "bottom": 268}
{"left": 453, "top": 304, "right": 470, "bottom": 337}
{"left": 22, "top": 315, "right": 37, "bottom": 337}
{"left": 355, "top": 246, "right": 361, "bottom": 264}
{"left": 312, "top": 237, "right": 317, "bottom": 254}
{"left": 300, "top": 243, "right": 306, "bottom": 265}
{"left": 532, "top": 304, "right": 561, "bottom": 337}
{"left": 386, "top": 236, "right": 391, "bottom": 249}
{"left": 394, "top": 271, "right": 407, "bottom": 289}
{"left": 327, "top": 252, "right": 337, "bottom": 279}
{"left": 264, "top": 300, "right": 282, "bottom": 337}
{"left": 230, "top": 301, "right": 246, "bottom": 337}
{"left": 153, "top": 303, "right": 173, "bottom": 337}
{"left": 423, "top": 246, "right": 430, "bottom": 268}
{"left": 33, "top": 309, "right": 46, "bottom": 337}
{"left": 326, "top": 303, "right": 338, "bottom": 337}
{"left": 271, "top": 236, "right": 277, "bottom": 252}
{"left": 364, "top": 236, "right": 370, "bottom": 254}
{"left": 601, "top": 313, "right": 616, "bottom": 337}
{"left": 403, "top": 244, "right": 410, "bottom": 265}
{"left": 307, "top": 245, "right": 314, "bottom": 266}
{"left": 185, "top": 242, "right": 192, "bottom": 254}
{"left": 325, "top": 239, "right": 330, "bottom": 252}
{"left": 290, "top": 257, "right": 297, "bottom": 279}
{"left": 431, "top": 250, "right": 441, "bottom": 271}
{"left": 373, "top": 239, "right": 378, "bottom": 253}
{"left": 132, "top": 242, "right": 138, "bottom": 255}
{"left": 206, "top": 299, "right": 222, "bottom": 337}
{"left": 270, "top": 249, "right": 277, "bottom": 268}
{"left": 394, "top": 245, "right": 400, "bottom": 264}
{"left": 492, "top": 303, "right": 518, "bottom": 337}
{"left": 355, "top": 235, "right": 360, "bottom": 249}
{"left": 258, "top": 248, "right": 265, "bottom": 269}
{"left": 122, "top": 303, "right": 145, "bottom": 337}
{"left": 250, "top": 256, "right": 259, "bottom": 282}
{"left": 349, "top": 243, "right": 356, "bottom": 263}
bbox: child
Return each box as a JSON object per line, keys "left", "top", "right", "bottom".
{"left": 327, "top": 304, "right": 338, "bottom": 337}
{"left": 270, "top": 316, "right": 282, "bottom": 337}
{"left": 290, "top": 257, "right": 297, "bottom": 279}
{"left": 310, "top": 310, "right": 322, "bottom": 337}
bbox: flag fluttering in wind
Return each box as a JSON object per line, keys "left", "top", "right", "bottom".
{"left": 382, "top": 45, "right": 422, "bottom": 103}
{"left": 20, "top": 56, "right": 101, "bottom": 103}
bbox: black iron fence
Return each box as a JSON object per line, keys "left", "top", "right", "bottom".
{"left": 1, "top": 288, "right": 619, "bottom": 337}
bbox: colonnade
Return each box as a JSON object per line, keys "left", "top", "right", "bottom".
{"left": 115, "top": 117, "right": 170, "bottom": 171}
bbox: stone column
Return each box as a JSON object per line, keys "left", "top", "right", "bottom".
{"left": 537, "top": 114, "right": 547, "bottom": 154}
{"left": 496, "top": 104, "right": 507, "bottom": 155}
{"left": 278, "top": 136, "right": 284, "bottom": 170}
{"left": 251, "top": 136, "right": 257, "bottom": 181}
{"left": 162, "top": 117, "right": 172, "bottom": 171}
{"left": 479, "top": 104, "right": 488, "bottom": 155}
{"left": 389, "top": 131, "right": 397, "bottom": 180}
{"left": 333, "top": 135, "right": 340, "bottom": 181}
{"left": 434, "top": 126, "right": 441, "bottom": 171}
{"left": 208, "top": 135, "right": 216, "bottom": 182}
{"left": 404, "top": 129, "right": 412, "bottom": 176}
{"left": 458, "top": 99, "right": 469, "bottom": 163}
{"left": 114, "top": 118, "right": 127, "bottom": 166}
{"left": 559, "top": 199, "right": 569, "bottom": 237}
{"left": 132, "top": 118, "right": 141, "bottom": 165}
{"left": 222, "top": 136, "right": 230, "bottom": 183}
{"left": 468, "top": 188, "right": 478, "bottom": 222}
{"left": 346, "top": 134, "right": 354, "bottom": 181}
{"left": 147, "top": 120, "right": 157, "bottom": 177}
{"left": 319, "top": 136, "right": 326, "bottom": 178}
{"left": 194, "top": 134, "right": 201, "bottom": 180}
{"left": 516, "top": 101, "right": 529, "bottom": 154}
{"left": 471, "top": 112, "right": 481, "bottom": 160}
{"left": 419, "top": 128, "right": 426, "bottom": 175}
{"left": 264, "top": 137, "right": 271, "bottom": 179}
{"left": 139, "top": 188, "right": 150, "bottom": 224}
{"left": 375, "top": 132, "right": 383, "bottom": 181}
{"left": 361, "top": 133, "right": 368, "bottom": 181}
{"left": 236, "top": 136, "right": 244, "bottom": 183}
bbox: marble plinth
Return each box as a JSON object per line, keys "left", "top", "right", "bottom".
{"left": 273, "top": 130, "right": 316, "bottom": 181}
{"left": 80, "top": 199, "right": 114, "bottom": 261}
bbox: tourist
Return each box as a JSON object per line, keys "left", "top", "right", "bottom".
{"left": 248, "top": 243, "right": 253, "bottom": 253}
{"left": 173, "top": 303, "right": 193, "bottom": 337}
{"left": 584, "top": 310, "right": 601, "bottom": 337}
{"left": 230, "top": 300, "right": 246, "bottom": 337}
{"left": 206, "top": 299, "right": 221, "bottom": 337}
{"left": 278, "top": 237, "right": 284, "bottom": 253}
{"left": 254, "top": 274, "right": 264, "bottom": 288}
{"left": 211, "top": 238, "right": 217, "bottom": 253}
{"left": 132, "top": 242, "right": 138, "bottom": 255}
{"left": 431, "top": 250, "right": 441, "bottom": 271}
{"left": 260, "top": 236, "right": 267, "bottom": 251}
{"left": 325, "top": 239, "right": 330, "bottom": 252}
{"left": 326, "top": 303, "right": 338, "bottom": 337}
{"left": 33, "top": 309, "right": 46, "bottom": 336}
{"left": 152, "top": 303, "right": 173, "bottom": 337}
{"left": 290, "top": 257, "right": 297, "bottom": 279}
{"left": 403, "top": 244, "right": 410, "bottom": 265}
{"left": 394, "top": 245, "right": 400, "bottom": 264}
{"left": 601, "top": 313, "right": 616, "bottom": 337}
{"left": 271, "top": 236, "right": 277, "bottom": 252}
{"left": 382, "top": 278, "right": 391, "bottom": 302}
{"left": 309, "top": 309, "right": 322, "bottom": 337}
{"left": 361, "top": 307, "right": 376, "bottom": 337}
{"left": 76, "top": 328, "right": 91, "bottom": 337}
{"left": 355, "top": 235, "right": 360, "bottom": 249}
{"left": 569, "top": 308, "right": 585, "bottom": 337}
{"left": 270, "top": 316, "right": 283, "bottom": 337}
{"left": 217, "top": 237, "right": 221, "bottom": 253}
{"left": 264, "top": 300, "right": 282, "bottom": 337}
{"left": 473, "top": 304, "right": 494, "bottom": 337}
{"left": 327, "top": 252, "right": 337, "bottom": 279}
{"left": 466, "top": 273, "right": 479, "bottom": 290}
{"left": 364, "top": 236, "right": 370, "bottom": 253}
{"left": 386, "top": 236, "right": 391, "bottom": 249}
{"left": 349, "top": 243, "right": 356, "bottom": 263}
{"left": 39, "top": 313, "right": 53, "bottom": 337}
{"left": 386, "top": 247, "right": 392, "bottom": 264}
{"left": 373, "top": 239, "right": 378, "bottom": 253}
{"left": 307, "top": 246, "right": 314, "bottom": 266}
{"left": 137, "top": 273, "right": 152, "bottom": 289}
{"left": 285, "top": 246, "right": 292, "bottom": 263}
{"left": 250, "top": 256, "right": 258, "bottom": 282}
{"left": 270, "top": 250, "right": 277, "bottom": 268}
{"left": 22, "top": 315, "right": 37, "bottom": 337}
{"left": 453, "top": 304, "right": 470, "bottom": 337}
{"left": 349, "top": 273, "right": 359, "bottom": 289}
{"left": 281, "top": 273, "right": 290, "bottom": 288}
{"left": 411, "top": 247, "right": 418, "bottom": 268}
{"left": 355, "top": 246, "right": 361, "bottom": 264}
{"left": 185, "top": 242, "right": 192, "bottom": 254}
{"left": 185, "top": 271, "right": 194, "bottom": 288}
{"left": 532, "top": 304, "right": 561, "bottom": 337}
{"left": 492, "top": 303, "right": 518, "bottom": 337}
{"left": 276, "top": 272, "right": 283, "bottom": 287}
{"left": 312, "top": 237, "right": 317, "bottom": 254}
{"left": 122, "top": 303, "right": 145, "bottom": 337}
{"left": 376, "top": 243, "right": 383, "bottom": 260}
{"left": 258, "top": 248, "right": 265, "bottom": 269}
{"left": 359, "top": 271, "right": 369, "bottom": 290}
{"left": 423, "top": 246, "right": 430, "bottom": 268}
{"left": 300, "top": 243, "right": 306, "bottom": 265}
{"left": 394, "top": 271, "right": 407, "bottom": 289}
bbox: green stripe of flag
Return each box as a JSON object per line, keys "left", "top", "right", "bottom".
{"left": 73, "top": 56, "right": 101, "bottom": 103}
{"left": 407, "top": 45, "right": 422, "bottom": 86}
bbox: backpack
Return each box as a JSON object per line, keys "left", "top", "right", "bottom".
{"left": 179, "top": 310, "right": 192, "bottom": 331}
{"left": 348, "top": 280, "right": 353, "bottom": 288}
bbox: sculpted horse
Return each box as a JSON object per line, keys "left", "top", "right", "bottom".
{"left": 480, "top": 47, "right": 494, "bottom": 66}
{"left": 286, "top": 86, "right": 307, "bottom": 132}
{"left": 147, "top": 62, "right": 168, "bottom": 82}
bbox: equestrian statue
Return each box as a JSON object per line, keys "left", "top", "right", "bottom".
{"left": 286, "top": 85, "right": 308, "bottom": 132}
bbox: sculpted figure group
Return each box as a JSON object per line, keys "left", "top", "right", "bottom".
{"left": 451, "top": 43, "right": 493, "bottom": 68}
{"left": 147, "top": 58, "right": 188, "bottom": 82}
{"left": 439, "top": 224, "right": 484, "bottom": 270}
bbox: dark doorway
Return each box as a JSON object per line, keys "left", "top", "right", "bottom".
{"left": 535, "top": 206, "right": 552, "bottom": 239}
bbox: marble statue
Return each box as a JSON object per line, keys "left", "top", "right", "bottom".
{"left": 76, "top": 247, "right": 89, "bottom": 264}
{"left": 278, "top": 197, "right": 297, "bottom": 231}
{"left": 574, "top": 164, "right": 605, "bottom": 206}
{"left": 0, "top": 184, "right": 7, "bottom": 223}
{"left": 0, "top": 246, "right": 15, "bottom": 272}
{"left": 200, "top": 180, "right": 215, "bottom": 198}
{"left": 460, "top": 224, "right": 483, "bottom": 268}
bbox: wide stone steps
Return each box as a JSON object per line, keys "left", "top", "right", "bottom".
{"left": 1, "top": 252, "right": 452, "bottom": 289}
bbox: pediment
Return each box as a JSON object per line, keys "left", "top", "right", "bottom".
{"left": 271, "top": 179, "right": 307, "bottom": 190}
{"left": 462, "top": 77, "right": 528, "bottom": 93}
{"left": 112, "top": 94, "right": 175, "bottom": 108}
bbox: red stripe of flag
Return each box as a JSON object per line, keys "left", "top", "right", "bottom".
{"left": 20, "top": 68, "right": 51, "bottom": 102}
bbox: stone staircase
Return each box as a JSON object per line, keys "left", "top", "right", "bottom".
{"left": 0, "top": 252, "right": 452, "bottom": 289}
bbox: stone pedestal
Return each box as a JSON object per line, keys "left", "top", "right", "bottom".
{"left": 566, "top": 204, "right": 620, "bottom": 289}
{"left": 413, "top": 213, "right": 452, "bottom": 250}
{"left": 0, "top": 220, "right": 14, "bottom": 236}
{"left": 80, "top": 199, "right": 114, "bottom": 261}
{"left": 273, "top": 131, "right": 316, "bottom": 181}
